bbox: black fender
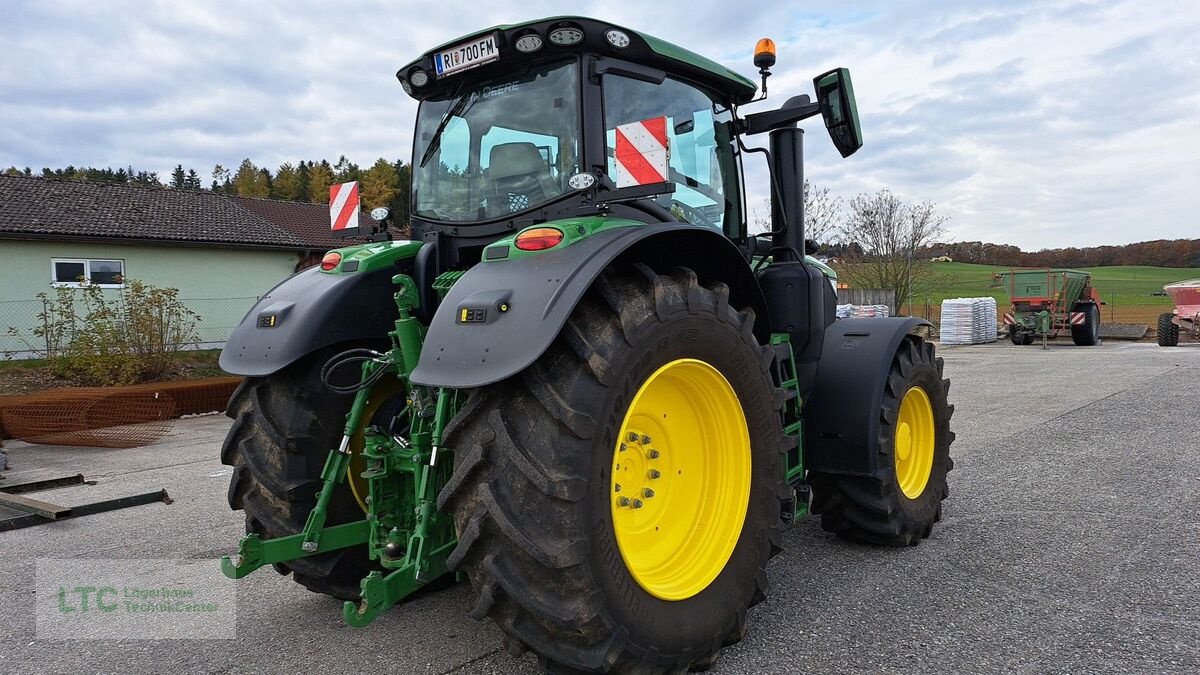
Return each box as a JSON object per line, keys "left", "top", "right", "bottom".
{"left": 802, "top": 317, "right": 932, "bottom": 477}
{"left": 218, "top": 264, "right": 402, "bottom": 377}
{"left": 409, "top": 223, "right": 769, "bottom": 388}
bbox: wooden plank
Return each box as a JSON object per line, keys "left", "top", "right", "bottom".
{"left": 0, "top": 492, "right": 72, "bottom": 519}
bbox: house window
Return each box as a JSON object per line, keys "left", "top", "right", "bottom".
{"left": 51, "top": 259, "right": 125, "bottom": 288}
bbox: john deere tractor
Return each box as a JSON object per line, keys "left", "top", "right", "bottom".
{"left": 218, "top": 16, "right": 954, "bottom": 673}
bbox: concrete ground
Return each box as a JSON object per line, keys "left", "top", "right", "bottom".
{"left": 1, "top": 340, "right": 1197, "bottom": 674}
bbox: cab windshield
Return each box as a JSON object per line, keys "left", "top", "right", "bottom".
{"left": 412, "top": 59, "right": 581, "bottom": 222}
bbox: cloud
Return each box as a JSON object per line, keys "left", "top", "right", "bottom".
{"left": 1, "top": 0, "right": 1196, "bottom": 249}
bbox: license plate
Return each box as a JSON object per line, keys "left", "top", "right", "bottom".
{"left": 434, "top": 34, "right": 500, "bottom": 78}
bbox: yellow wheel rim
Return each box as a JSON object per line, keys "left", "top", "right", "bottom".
{"left": 895, "top": 386, "right": 935, "bottom": 499}
{"left": 346, "top": 377, "right": 406, "bottom": 513}
{"left": 610, "top": 358, "right": 751, "bottom": 601}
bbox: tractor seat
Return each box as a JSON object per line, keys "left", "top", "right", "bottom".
{"left": 486, "top": 142, "right": 559, "bottom": 216}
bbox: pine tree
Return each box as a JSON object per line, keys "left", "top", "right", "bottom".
{"left": 333, "top": 155, "right": 360, "bottom": 183}
{"left": 232, "top": 159, "right": 269, "bottom": 198}
{"left": 185, "top": 169, "right": 201, "bottom": 189}
{"left": 212, "top": 164, "right": 231, "bottom": 193}
{"left": 308, "top": 160, "right": 334, "bottom": 204}
{"left": 170, "top": 164, "right": 187, "bottom": 188}
{"left": 273, "top": 162, "right": 304, "bottom": 201}
{"left": 360, "top": 157, "right": 399, "bottom": 209}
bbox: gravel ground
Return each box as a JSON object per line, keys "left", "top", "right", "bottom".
{"left": 1, "top": 341, "right": 1197, "bottom": 674}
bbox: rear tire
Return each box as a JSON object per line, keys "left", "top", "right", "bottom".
{"left": 221, "top": 350, "right": 381, "bottom": 600}
{"left": 1158, "top": 312, "right": 1179, "bottom": 347}
{"left": 1071, "top": 303, "right": 1100, "bottom": 346}
{"left": 810, "top": 336, "right": 953, "bottom": 546}
{"left": 438, "top": 265, "right": 787, "bottom": 673}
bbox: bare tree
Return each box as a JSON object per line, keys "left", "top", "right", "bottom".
{"left": 837, "top": 189, "right": 948, "bottom": 311}
{"left": 803, "top": 180, "right": 841, "bottom": 244}
{"left": 751, "top": 179, "right": 842, "bottom": 247}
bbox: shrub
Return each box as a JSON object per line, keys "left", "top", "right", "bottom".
{"left": 7, "top": 281, "right": 201, "bottom": 385}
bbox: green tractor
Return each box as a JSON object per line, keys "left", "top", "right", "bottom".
{"left": 218, "top": 17, "right": 954, "bottom": 673}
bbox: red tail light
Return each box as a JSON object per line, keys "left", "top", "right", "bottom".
{"left": 514, "top": 227, "right": 564, "bottom": 251}
{"left": 320, "top": 251, "right": 342, "bottom": 270}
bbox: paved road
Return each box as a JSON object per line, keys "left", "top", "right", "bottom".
{"left": 2, "top": 341, "right": 1197, "bottom": 674}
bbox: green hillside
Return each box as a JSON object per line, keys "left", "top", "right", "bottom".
{"left": 898, "top": 263, "right": 1200, "bottom": 323}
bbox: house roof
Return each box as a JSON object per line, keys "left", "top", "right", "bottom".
{"left": 0, "top": 174, "right": 371, "bottom": 251}
{"left": 230, "top": 195, "right": 367, "bottom": 250}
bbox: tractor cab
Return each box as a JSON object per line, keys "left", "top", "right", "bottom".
{"left": 398, "top": 16, "right": 857, "bottom": 268}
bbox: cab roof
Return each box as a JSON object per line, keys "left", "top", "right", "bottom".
{"left": 396, "top": 16, "right": 758, "bottom": 104}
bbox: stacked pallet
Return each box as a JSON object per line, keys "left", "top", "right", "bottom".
{"left": 939, "top": 297, "right": 998, "bottom": 344}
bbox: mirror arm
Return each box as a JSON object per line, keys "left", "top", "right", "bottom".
{"left": 738, "top": 95, "right": 821, "bottom": 135}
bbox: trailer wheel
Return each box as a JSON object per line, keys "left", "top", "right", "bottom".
{"left": 438, "top": 265, "right": 787, "bottom": 673}
{"left": 1008, "top": 326, "right": 1033, "bottom": 346}
{"left": 1157, "top": 312, "right": 1179, "bottom": 347}
{"left": 810, "top": 336, "right": 953, "bottom": 546}
{"left": 1071, "top": 302, "right": 1100, "bottom": 346}
{"left": 221, "top": 349, "right": 386, "bottom": 600}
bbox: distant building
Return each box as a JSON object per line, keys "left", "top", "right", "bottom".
{"left": 0, "top": 174, "right": 370, "bottom": 355}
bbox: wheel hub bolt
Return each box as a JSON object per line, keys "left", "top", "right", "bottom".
{"left": 619, "top": 443, "right": 627, "bottom": 452}
{"left": 641, "top": 435, "right": 652, "bottom": 445}
{"left": 615, "top": 483, "right": 622, "bottom": 493}
{"left": 617, "top": 496, "right": 631, "bottom": 507}
{"left": 642, "top": 488, "right": 654, "bottom": 498}
{"left": 632, "top": 499, "right": 643, "bottom": 509}
{"left": 647, "top": 449, "right": 660, "bottom": 459}
{"left": 648, "top": 469, "right": 661, "bottom": 479}
{"left": 627, "top": 432, "right": 640, "bottom": 443}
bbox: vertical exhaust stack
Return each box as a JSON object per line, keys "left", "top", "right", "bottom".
{"left": 758, "top": 122, "right": 828, "bottom": 400}
{"left": 769, "top": 125, "right": 805, "bottom": 257}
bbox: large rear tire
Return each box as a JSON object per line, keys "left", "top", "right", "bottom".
{"left": 221, "top": 350, "right": 384, "bottom": 600}
{"left": 438, "top": 265, "right": 787, "bottom": 673}
{"left": 1071, "top": 303, "right": 1100, "bottom": 346}
{"left": 810, "top": 336, "right": 953, "bottom": 546}
{"left": 1158, "top": 312, "right": 1179, "bottom": 347}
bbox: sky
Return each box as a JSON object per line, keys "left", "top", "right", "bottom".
{"left": 1, "top": 0, "right": 1197, "bottom": 250}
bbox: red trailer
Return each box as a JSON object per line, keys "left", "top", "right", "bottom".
{"left": 1158, "top": 279, "right": 1200, "bottom": 346}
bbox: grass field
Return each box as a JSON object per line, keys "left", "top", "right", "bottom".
{"left": 898, "top": 263, "right": 1200, "bottom": 326}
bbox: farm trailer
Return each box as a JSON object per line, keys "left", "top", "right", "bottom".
{"left": 997, "top": 268, "right": 1102, "bottom": 346}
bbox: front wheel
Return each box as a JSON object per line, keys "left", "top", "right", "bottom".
{"left": 438, "top": 265, "right": 787, "bottom": 673}
{"left": 810, "top": 335, "right": 954, "bottom": 546}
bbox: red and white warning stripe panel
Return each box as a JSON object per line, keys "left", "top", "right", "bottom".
{"left": 1002, "top": 312, "right": 1016, "bottom": 325}
{"left": 614, "top": 116, "right": 669, "bottom": 188}
{"left": 1069, "top": 312, "right": 1087, "bottom": 325}
{"left": 329, "top": 181, "right": 360, "bottom": 232}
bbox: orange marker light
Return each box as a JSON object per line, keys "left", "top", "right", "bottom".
{"left": 320, "top": 251, "right": 342, "bottom": 270}
{"left": 514, "top": 227, "right": 565, "bottom": 251}
{"left": 754, "top": 38, "right": 776, "bottom": 69}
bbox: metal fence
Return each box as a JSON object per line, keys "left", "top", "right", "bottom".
{"left": 0, "top": 296, "right": 258, "bottom": 359}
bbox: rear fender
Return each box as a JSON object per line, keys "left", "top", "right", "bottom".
{"left": 410, "top": 223, "right": 768, "bottom": 388}
{"left": 802, "top": 317, "right": 932, "bottom": 476}
{"left": 218, "top": 241, "right": 424, "bottom": 377}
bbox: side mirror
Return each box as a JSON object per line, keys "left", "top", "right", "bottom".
{"left": 813, "top": 67, "right": 863, "bottom": 158}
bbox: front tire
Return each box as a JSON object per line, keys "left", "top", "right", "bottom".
{"left": 1009, "top": 325, "right": 1034, "bottom": 346}
{"left": 438, "top": 265, "right": 787, "bottom": 673}
{"left": 810, "top": 336, "right": 953, "bottom": 546}
{"left": 1158, "top": 312, "right": 1179, "bottom": 347}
